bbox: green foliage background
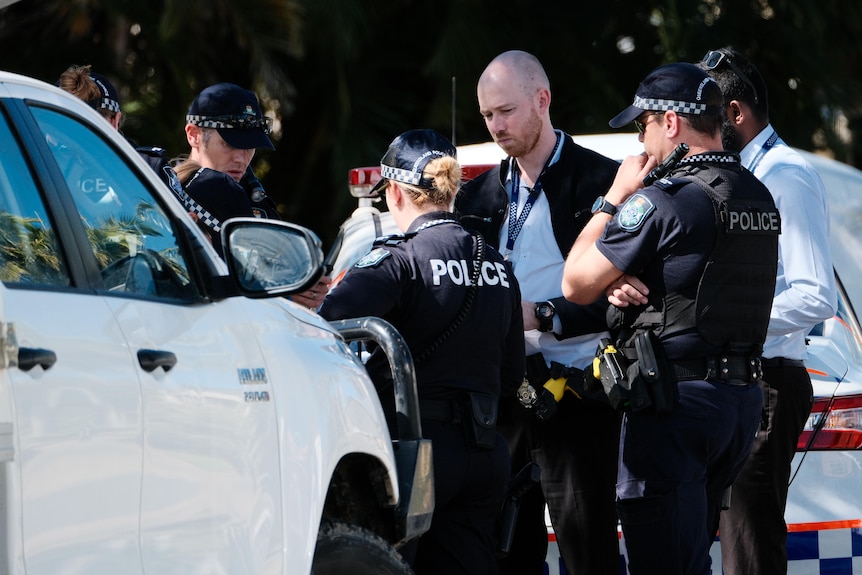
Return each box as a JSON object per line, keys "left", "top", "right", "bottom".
{"left": 1, "top": 0, "right": 860, "bottom": 248}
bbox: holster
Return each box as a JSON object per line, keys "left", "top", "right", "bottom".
{"left": 592, "top": 338, "right": 643, "bottom": 411}
{"left": 592, "top": 332, "right": 675, "bottom": 413}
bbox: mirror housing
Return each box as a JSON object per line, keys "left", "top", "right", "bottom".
{"left": 221, "top": 217, "right": 323, "bottom": 298}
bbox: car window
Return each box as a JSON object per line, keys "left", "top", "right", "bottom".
{"left": 30, "top": 106, "right": 199, "bottom": 300}
{"left": 0, "top": 109, "right": 70, "bottom": 288}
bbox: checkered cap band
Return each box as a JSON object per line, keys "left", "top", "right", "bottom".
{"left": 380, "top": 164, "right": 423, "bottom": 187}
{"left": 186, "top": 114, "right": 272, "bottom": 134}
{"left": 98, "top": 98, "right": 120, "bottom": 114}
{"left": 634, "top": 95, "right": 707, "bottom": 115}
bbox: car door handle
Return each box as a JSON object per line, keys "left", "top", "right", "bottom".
{"left": 17, "top": 348, "right": 57, "bottom": 371}
{"left": 137, "top": 349, "right": 177, "bottom": 373}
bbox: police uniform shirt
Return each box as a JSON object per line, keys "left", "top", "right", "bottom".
{"left": 741, "top": 125, "right": 837, "bottom": 360}
{"left": 595, "top": 168, "right": 718, "bottom": 359}
{"left": 318, "top": 211, "right": 524, "bottom": 401}
{"left": 184, "top": 167, "right": 255, "bottom": 223}
{"left": 184, "top": 167, "right": 254, "bottom": 256}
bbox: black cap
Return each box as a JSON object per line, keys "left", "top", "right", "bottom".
{"left": 369, "top": 129, "right": 457, "bottom": 196}
{"left": 609, "top": 62, "right": 724, "bottom": 128}
{"left": 88, "top": 72, "right": 121, "bottom": 113}
{"left": 187, "top": 83, "right": 274, "bottom": 150}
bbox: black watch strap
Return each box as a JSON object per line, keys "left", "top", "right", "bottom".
{"left": 535, "top": 301, "right": 556, "bottom": 332}
{"left": 591, "top": 196, "right": 617, "bottom": 216}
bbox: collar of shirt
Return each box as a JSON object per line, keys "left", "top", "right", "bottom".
{"left": 740, "top": 123, "right": 780, "bottom": 172}
{"left": 499, "top": 129, "right": 567, "bottom": 300}
{"left": 405, "top": 211, "right": 458, "bottom": 234}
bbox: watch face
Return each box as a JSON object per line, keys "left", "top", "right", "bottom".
{"left": 591, "top": 196, "right": 604, "bottom": 213}
{"left": 536, "top": 303, "right": 554, "bottom": 319}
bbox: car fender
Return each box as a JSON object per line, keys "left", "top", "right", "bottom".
{"left": 238, "top": 297, "right": 400, "bottom": 571}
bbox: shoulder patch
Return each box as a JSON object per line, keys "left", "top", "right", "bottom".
{"left": 618, "top": 193, "right": 656, "bottom": 232}
{"left": 355, "top": 247, "right": 392, "bottom": 268}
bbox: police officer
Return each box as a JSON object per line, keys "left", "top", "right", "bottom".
{"left": 176, "top": 82, "right": 330, "bottom": 302}
{"left": 562, "top": 62, "right": 780, "bottom": 575}
{"left": 57, "top": 64, "right": 180, "bottom": 194}
{"left": 318, "top": 129, "right": 525, "bottom": 575}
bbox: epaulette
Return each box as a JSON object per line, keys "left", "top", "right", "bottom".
{"left": 135, "top": 145, "right": 167, "bottom": 158}
{"left": 652, "top": 177, "right": 689, "bottom": 191}
{"left": 372, "top": 232, "right": 417, "bottom": 247}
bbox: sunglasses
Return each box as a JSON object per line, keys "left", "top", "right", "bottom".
{"left": 701, "top": 50, "right": 759, "bottom": 104}
{"left": 633, "top": 112, "right": 664, "bottom": 135}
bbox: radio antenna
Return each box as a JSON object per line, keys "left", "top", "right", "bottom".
{"left": 451, "top": 76, "right": 456, "bottom": 146}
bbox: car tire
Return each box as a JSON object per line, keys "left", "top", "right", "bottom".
{"left": 312, "top": 520, "right": 414, "bottom": 575}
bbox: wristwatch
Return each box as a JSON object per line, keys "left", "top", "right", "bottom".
{"left": 535, "top": 301, "right": 556, "bottom": 333}
{"left": 591, "top": 195, "right": 617, "bottom": 216}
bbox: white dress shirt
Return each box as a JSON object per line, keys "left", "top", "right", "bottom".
{"left": 500, "top": 131, "right": 607, "bottom": 368}
{"left": 741, "top": 124, "right": 838, "bottom": 360}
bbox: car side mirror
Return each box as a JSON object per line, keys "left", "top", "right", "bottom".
{"left": 221, "top": 217, "right": 323, "bottom": 298}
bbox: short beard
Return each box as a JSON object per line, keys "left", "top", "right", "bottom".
{"left": 497, "top": 107, "right": 543, "bottom": 159}
{"left": 720, "top": 117, "right": 743, "bottom": 152}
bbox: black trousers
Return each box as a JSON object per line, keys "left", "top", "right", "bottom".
{"left": 498, "top": 394, "right": 622, "bottom": 575}
{"left": 718, "top": 362, "right": 814, "bottom": 575}
{"left": 403, "top": 418, "right": 511, "bottom": 575}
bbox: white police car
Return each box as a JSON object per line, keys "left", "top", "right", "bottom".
{"left": 0, "top": 69, "right": 433, "bottom": 574}
{"left": 344, "top": 133, "right": 862, "bottom": 574}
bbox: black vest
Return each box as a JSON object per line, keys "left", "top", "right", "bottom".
{"left": 623, "top": 161, "right": 780, "bottom": 356}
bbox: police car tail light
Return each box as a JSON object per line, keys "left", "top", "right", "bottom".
{"left": 798, "top": 395, "right": 862, "bottom": 450}
{"left": 347, "top": 165, "right": 496, "bottom": 198}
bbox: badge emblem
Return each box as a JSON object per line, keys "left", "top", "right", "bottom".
{"left": 618, "top": 194, "right": 656, "bottom": 232}
{"left": 355, "top": 248, "right": 392, "bottom": 268}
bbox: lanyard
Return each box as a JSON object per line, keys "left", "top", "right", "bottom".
{"left": 505, "top": 132, "right": 561, "bottom": 252}
{"left": 746, "top": 130, "right": 779, "bottom": 174}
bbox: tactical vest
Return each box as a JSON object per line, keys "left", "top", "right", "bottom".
{"left": 623, "top": 161, "right": 780, "bottom": 356}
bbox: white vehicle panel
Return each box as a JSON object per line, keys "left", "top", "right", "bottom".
{"left": 3, "top": 286, "right": 144, "bottom": 575}
{"left": 245, "top": 299, "right": 400, "bottom": 572}
{"left": 106, "top": 296, "right": 284, "bottom": 575}
{"left": 1, "top": 69, "right": 426, "bottom": 575}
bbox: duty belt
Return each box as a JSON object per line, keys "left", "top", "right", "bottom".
{"left": 419, "top": 399, "right": 462, "bottom": 423}
{"left": 671, "top": 355, "right": 762, "bottom": 384}
{"left": 761, "top": 357, "right": 805, "bottom": 369}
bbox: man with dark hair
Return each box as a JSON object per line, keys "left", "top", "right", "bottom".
{"left": 700, "top": 47, "right": 837, "bottom": 575}
{"left": 563, "top": 62, "right": 780, "bottom": 574}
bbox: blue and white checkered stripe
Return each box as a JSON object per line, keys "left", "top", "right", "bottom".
{"left": 545, "top": 525, "right": 862, "bottom": 574}
{"left": 173, "top": 168, "right": 222, "bottom": 232}
{"left": 634, "top": 95, "right": 708, "bottom": 115}
{"left": 782, "top": 527, "right": 862, "bottom": 574}
{"left": 380, "top": 164, "right": 423, "bottom": 186}
{"left": 187, "top": 114, "right": 236, "bottom": 130}
{"left": 98, "top": 97, "right": 120, "bottom": 113}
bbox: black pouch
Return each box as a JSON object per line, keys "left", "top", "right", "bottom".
{"left": 633, "top": 331, "right": 675, "bottom": 414}
{"left": 465, "top": 392, "right": 498, "bottom": 450}
{"left": 623, "top": 361, "right": 653, "bottom": 412}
